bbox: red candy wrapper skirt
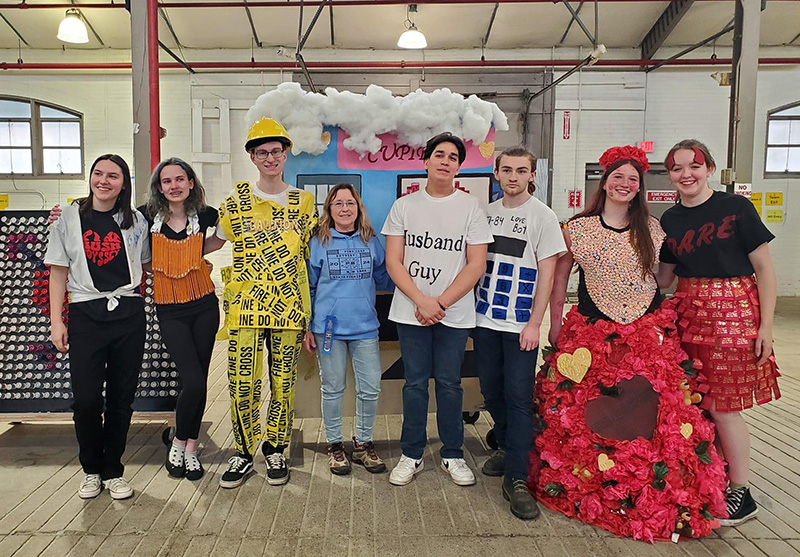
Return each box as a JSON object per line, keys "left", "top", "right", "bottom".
{"left": 674, "top": 276, "right": 780, "bottom": 413}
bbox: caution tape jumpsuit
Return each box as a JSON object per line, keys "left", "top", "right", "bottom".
{"left": 217, "top": 181, "right": 318, "bottom": 457}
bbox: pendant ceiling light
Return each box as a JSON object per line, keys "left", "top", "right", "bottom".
{"left": 57, "top": 8, "right": 89, "bottom": 44}
{"left": 397, "top": 4, "right": 427, "bottom": 49}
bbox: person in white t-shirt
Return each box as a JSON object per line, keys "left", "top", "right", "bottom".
{"left": 474, "top": 147, "right": 566, "bottom": 519}
{"left": 382, "top": 133, "right": 493, "bottom": 487}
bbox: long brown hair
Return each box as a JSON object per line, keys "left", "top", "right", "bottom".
{"left": 78, "top": 154, "right": 134, "bottom": 229}
{"left": 316, "top": 183, "right": 375, "bottom": 245}
{"left": 573, "top": 158, "right": 655, "bottom": 278}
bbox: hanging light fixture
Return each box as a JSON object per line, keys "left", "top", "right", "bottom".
{"left": 397, "top": 4, "right": 427, "bottom": 49}
{"left": 57, "top": 8, "right": 89, "bottom": 44}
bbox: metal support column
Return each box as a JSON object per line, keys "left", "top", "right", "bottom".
{"left": 130, "top": 1, "right": 156, "bottom": 204}
{"left": 727, "top": 0, "right": 761, "bottom": 191}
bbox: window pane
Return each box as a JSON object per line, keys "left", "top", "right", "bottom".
{"left": 42, "top": 121, "right": 81, "bottom": 147}
{"left": 40, "top": 105, "right": 79, "bottom": 119}
{"left": 10, "top": 122, "right": 31, "bottom": 146}
{"left": 0, "top": 149, "right": 10, "bottom": 172}
{"left": 11, "top": 149, "right": 32, "bottom": 173}
{"left": 766, "top": 147, "right": 789, "bottom": 172}
{"left": 790, "top": 120, "right": 800, "bottom": 145}
{"left": 788, "top": 147, "right": 800, "bottom": 172}
{"left": 43, "top": 148, "right": 82, "bottom": 174}
{"left": 0, "top": 99, "right": 31, "bottom": 118}
{"left": 773, "top": 105, "right": 800, "bottom": 117}
{"left": 768, "top": 120, "right": 790, "bottom": 145}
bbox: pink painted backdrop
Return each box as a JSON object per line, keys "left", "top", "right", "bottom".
{"left": 336, "top": 128, "right": 495, "bottom": 171}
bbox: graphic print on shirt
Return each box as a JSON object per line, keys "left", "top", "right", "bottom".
{"left": 404, "top": 231, "right": 465, "bottom": 286}
{"left": 477, "top": 213, "right": 536, "bottom": 323}
{"left": 83, "top": 229, "right": 123, "bottom": 266}
{"left": 326, "top": 247, "right": 372, "bottom": 280}
{"left": 665, "top": 215, "right": 736, "bottom": 257}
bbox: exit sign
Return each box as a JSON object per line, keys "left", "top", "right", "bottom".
{"left": 640, "top": 141, "right": 654, "bottom": 153}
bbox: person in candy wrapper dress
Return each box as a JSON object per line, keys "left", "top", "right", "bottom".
{"left": 657, "top": 139, "right": 780, "bottom": 527}
{"left": 534, "top": 145, "right": 727, "bottom": 542}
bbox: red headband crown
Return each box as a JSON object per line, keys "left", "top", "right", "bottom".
{"left": 599, "top": 145, "right": 650, "bottom": 174}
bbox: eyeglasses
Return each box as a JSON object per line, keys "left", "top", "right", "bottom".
{"left": 331, "top": 201, "right": 357, "bottom": 209}
{"left": 252, "top": 148, "right": 285, "bottom": 161}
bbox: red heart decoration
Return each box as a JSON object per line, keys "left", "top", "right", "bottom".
{"left": 584, "top": 375, "right": 660, "bottom": 441}
{"left": 83, "top": 230, "right": 122, "bottom": 266}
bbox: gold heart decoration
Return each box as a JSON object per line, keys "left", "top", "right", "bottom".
{"left": 321, "top": 131, "right": 331, "bottom": 146}
{"left": 598, "top": 454, "right": 615, "bottom": 471}
{"left": 478, "top": 141, "right": 495, "bottom": 159}
{"left": 557, "top": 347, "right": 592, "bottom": 383}
{"left": 680, "top": 423, "right": 693, "bottom": 439}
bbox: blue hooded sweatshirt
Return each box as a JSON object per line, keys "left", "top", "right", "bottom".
{"left": 307, "top": 229, "right": 394, "bottom": 340}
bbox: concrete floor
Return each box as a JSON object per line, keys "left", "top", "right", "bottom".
{"left": 0, "top": 300, "right": 798, "bottom": 557}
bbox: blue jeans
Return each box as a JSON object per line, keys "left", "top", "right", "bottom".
{"left": 315, "top": 335, "right": 382, "bottom": 444}
{"left": 396, "top": 323, "right": 470, "bottom": 460}
{"left": 473, "top": 326, "right": 538, "bottom": 480}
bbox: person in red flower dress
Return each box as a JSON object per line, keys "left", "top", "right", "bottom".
{"left": 536, "top": 145, "right": 727, "bottom": 542}
{"left": 657, "top": 139, "right": 780, "bottom": 527}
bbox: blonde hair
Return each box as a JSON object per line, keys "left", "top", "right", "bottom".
{"left": 316, "top": 183, "right": 375, "bottom": 245}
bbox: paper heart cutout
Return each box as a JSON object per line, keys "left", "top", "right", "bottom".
{"left": 584, "top": 375, "right": 660, "bottom": 441}
{"left": 598, "top": 454, "right": 615, "bottom": 471}
{"left": 680, "top": 423, "right": 693, "bottom": 439}
{"left": 478, "top": 141, "right": 495, "bottom": 159}
{"left": 557, "top": 347, "right": 592, "bottom": 383}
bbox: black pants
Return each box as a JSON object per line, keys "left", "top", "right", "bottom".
{"left": 158, "top": 295, "right": 219, "bottom": 441}
{"left": 68, "top": 303, "right": 146, "bottom": 480}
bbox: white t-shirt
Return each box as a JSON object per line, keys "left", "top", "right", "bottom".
{"left": 381, "top": 188, "right": 493, "bottom": 328}
{"left": 475, "top": 196, "right": 566, "bottom": 333}
{"left": 216, "top": 185, "right": 291, "bottom": 241}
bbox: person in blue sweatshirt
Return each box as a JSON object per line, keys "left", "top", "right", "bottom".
{"left": 304, "top": 183, "right": 393, "bottom": 475}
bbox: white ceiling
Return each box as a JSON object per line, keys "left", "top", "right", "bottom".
{"left": 0, "top": 1, "right": 798, "bottom": 59}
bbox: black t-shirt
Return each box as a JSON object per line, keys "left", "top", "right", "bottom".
{"left": 139, "top": 204, "right": 219, "bottom": 241}
{"left": 659, "top": 191, "right": 774, "bottom": 278}
{"left": 75, "top": 208, "right": 141, "bottom": 322}
{"left": 81, "top": 208, "right": 130, "bottom": 291}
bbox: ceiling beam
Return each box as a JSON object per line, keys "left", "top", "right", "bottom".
{"left": 558, "top": 1, "right": 582, "bottom": 45}
{"left": 481, "top": 3, "right": 499, "bottom": 52}
{"left": 243, "top": 0, "right": 263, "bottom": 48}
{"left": 560, "top": 1, "right": 595, "bottom": 47}
{"left": 0, "top": 13, "right": 30, "bottom": 46}
{"left": 158, "top": 7, "right": 183, "bottom": 47}
{"left": 645, "top": 20, "right": 733, "bottom": 73}
{"left": 640, "top": 0, "right": 694, "bottom": 60}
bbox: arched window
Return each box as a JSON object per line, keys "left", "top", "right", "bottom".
{"left": 0, "top": 97, "right": 84, "bottom": 178}
{"left": 765, "top": 101, "right": 800, "bottom": 177}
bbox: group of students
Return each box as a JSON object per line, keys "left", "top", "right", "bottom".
{"left": 45, "top": 119, "right": 779, "bottom": 533}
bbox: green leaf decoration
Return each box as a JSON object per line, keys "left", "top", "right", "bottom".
{"left": 556, "top": 380, "right": 574, "bottom": 391}
{"left": 602, "top": 480, "right": 618, "bottom": 488}
{"left": 598, "top": 383, "right": 621, "bottom": 397}
{"left": 540, "top": 363, "right": 551, "bottom": 375}
{"left": 680, "top": 359, "right": 699, "bottom": 378}
{"left": 604, "top": 332, "right": 621, "bottom": 342}
{"left": 701, "top": 503, "right": 714, "bottom": 520}
{"left": 542, "top": 346, "right": 556, "bottom": 358}
{"left": 543, "top": 482, "right": 566, "bottom": 497}
{"left": 620, "top": 496, "right": 634, "bottom": 508}
{"left": 653, "top": 461, "right": 669, "bottom": 481}
{"left": 652, "top": 479, "right": 667, "bottom": 491}
{"left": 550, "top": 398, "right": 561, "bottom": 412}
{"left": 695, "top": 441, "right": 713, "bottom": 464}
{"left": 593, "top": 442, "right": 615, "bottom": 452}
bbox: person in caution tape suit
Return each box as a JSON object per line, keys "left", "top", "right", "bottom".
{"left": 206, "top": 118, "right": 318, "bottom": 488}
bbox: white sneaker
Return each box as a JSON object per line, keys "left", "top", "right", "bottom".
{"left": 103, "top": 477, "right": 134, "bottom": 500}
{"left": 389, "top": 455, "right": 423, "bottom": 486}
{"left": 79, "top": 473, "right": 102, "bottom": 499}
{"left": 441, "top": 458, "right": 476, "bottom": 486}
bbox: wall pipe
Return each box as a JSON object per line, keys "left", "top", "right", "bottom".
{"left": 148, "top": 0, "right": 160, "bottom": 169}
{"left": 1, "top": 58, "right": 798, "bottom": 71}
{"left": 5, "top": 0, "right": 784, "bottom": 8}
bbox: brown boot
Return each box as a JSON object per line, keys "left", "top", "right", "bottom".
{"left": 351, "top": 438, "right": 387, "bottom": 473}
{"left": 327, "top": 442, "right": 351, "bottom": 476}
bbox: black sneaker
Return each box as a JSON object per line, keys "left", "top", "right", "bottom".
{"left": 165, "top": 444, "right": 186, "bottom": 479}
{"left": 502, "top": 476, "right": 540, "bottom": 520}
{"left": 481, "top": 449, "right": 506, "bottom": 477}
{"left": 219, "top": 454, "right": 254, "bottom": 489}
{"left": 265, "top": 452, "right": 290, "bottom": 486}
{"left": 184, "top": 452, "right": 204, "bottom": 482}
{"left": 718, "top": 486, "right": 758, "bottom": 526}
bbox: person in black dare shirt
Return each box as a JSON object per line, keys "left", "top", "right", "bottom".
{"left": 657, "top": 139, "right": 781, "bottom": 527}
{"left": 46, "top": 154, "right": 151, "bottom": 501}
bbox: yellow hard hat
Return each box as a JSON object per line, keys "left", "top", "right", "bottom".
{"left": 245, "top": 117, "right": 292, "bottom": 152}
